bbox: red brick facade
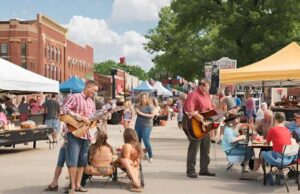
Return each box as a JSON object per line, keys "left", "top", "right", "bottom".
{"left": 0, "top": 14, "right": 93, "bottom": 82}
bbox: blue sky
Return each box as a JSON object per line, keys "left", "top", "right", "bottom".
{"left": 0, "top": 0, "right": 171, "bottom": 70}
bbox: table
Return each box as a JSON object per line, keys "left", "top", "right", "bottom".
{"left": 248, "top": 143, "right": 272, "bottom": 185}
{"left": 0, "top": 127, "right": 53, "bottom": 149}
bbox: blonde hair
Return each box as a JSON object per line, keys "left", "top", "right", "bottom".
{"left": 137, "top": 92, "right": 151, "bottom": 108}
{"left": 124, "top": 100, "right": 132, "bottom": 109}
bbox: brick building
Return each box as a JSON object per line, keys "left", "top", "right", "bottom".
{"left": 0, "top": 14, "right": 93, "bottom": 82}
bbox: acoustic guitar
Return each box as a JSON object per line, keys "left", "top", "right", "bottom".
{"left": 182, "top": 110, "right": 221, "bottom": 140}
{"left": 60, "top": 106, "right": 124, "bottom": 138}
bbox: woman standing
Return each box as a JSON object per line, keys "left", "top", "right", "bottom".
{"left": 135, "top": 93, "right": 154, "bottom": 162}
{"left": 245, "top": 92, "right": 256, "bottom": 124}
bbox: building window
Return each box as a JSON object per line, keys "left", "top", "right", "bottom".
{"left": 58, "top": 49, "right": 61, "bottom": 64}
{"left": 51, "top": 46, "right": 54, "bottom": 60}
{"left": 0, "top": 43, "right": 9, "bottom": 60}
{"left": 55, "top": 48, "right": 57, "bottom": 62}
{"left": 53, "top": 66, "right": 56, "bottom": 80}
{"left": 47, "top": 45, "right": 50, "bottom": 59}
{"left": 21, "top": 43, "right": 27, "bottom": 68}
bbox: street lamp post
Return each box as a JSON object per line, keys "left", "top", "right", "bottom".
{"left": 111, "top": 68, "right": 118, "bottom": 99}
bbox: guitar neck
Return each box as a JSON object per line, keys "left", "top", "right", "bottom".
{"left": 90, "top": 106, "right": 124, "bottom": 121}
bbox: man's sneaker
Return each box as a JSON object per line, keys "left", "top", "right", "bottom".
{"left": 187, "top": 172, "right": 198, "bottom": 178}
{"left": 148, "top": 158, "right": 153, "bottom": 163}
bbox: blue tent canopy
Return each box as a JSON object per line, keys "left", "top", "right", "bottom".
{"left": 59, "top": 77, "right": 85, "bottom": 93}
{"left": 132, "top": 81, "right": 155, "bottom": 92}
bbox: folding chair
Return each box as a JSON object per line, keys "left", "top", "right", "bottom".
{"left": 265, "top": 144, "right": 299, "bottom": 192}
{"left": 114, "top": 163, "right": 145, "bottom": 189}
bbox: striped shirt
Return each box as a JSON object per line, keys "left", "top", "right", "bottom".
{"left": 62, "top": 92, "right": 96, "bottom": 139}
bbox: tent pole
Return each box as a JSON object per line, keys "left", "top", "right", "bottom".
{"left": 262, "top": 81, "right": 265, "bottom": 101}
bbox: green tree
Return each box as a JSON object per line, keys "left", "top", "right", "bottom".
{"left": 94, "top": 60, "right": 148, "bottom": 80}
{"left": 145, "top": 7, "right": 206, "bottom": 81}
{"left": 146, "top": 1, "right": 300, "bottom": 80}
{"left": 94, "top": 60, "right": 118, "bottom": 75}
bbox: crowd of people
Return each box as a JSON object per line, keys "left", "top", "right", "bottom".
{"left": 3, "top": 78, "right": 300, "bottom": 192}
{"left": 43, "top": 80, "right": 189, "bottom": 194}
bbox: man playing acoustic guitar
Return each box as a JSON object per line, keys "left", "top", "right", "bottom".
{"left": 62, "top": 80, "right": 98, "bottom": 194}
{"left": 183, "top": 79, "right": 216, "bottom": 178}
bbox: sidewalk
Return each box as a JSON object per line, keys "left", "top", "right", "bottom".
{"left": 0, "top": 119, "right": 297, "bottom": 194}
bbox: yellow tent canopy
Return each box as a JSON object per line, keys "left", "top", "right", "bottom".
{"left": 220, "top": 42, "right": 300, "bottom": 86}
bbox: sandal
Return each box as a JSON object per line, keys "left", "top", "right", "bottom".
{"left": 75, "top": 187, "right": 88, "bottom": 192}
{"left": 44, "top": 185, "right": 58, "bottom": 191}
{"left": 68, "top": 189, "right": 75, "bottom": 194}
{"left": 130, "top": 186, "right": 143, "bottom": 193}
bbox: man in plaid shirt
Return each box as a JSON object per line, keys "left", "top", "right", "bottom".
{"left": 62, "top": 80, "right": 98, "bottom": 193}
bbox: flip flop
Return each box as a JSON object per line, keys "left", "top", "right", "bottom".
{"left": 44, "top": 185, "right": 58, "bottom": 191}
{"left": 75, "top": 187, "right": 88, "bottom": 192}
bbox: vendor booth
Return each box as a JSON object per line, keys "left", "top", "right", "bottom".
{"left": 132, "top": 81, "right": 155, "bottom": 92}
{"left": 153, "top": 81, "right": 172, "bottom": 96}
{"left": 220, "top": 42, "right": 300, "bottom": 120}
{"left": 0, "top": 58, "right": 58, "bottom": 148}
{"left": 220, "top": 42, "right": 300, "bottom": 86}
{"left": 59, "top": 77, "right": 85, "bottom": 93}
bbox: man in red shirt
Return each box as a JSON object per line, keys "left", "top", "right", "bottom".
{"left": 261, "top": 112, "right": 295, "bottom": 167}
{"left": 183, "top": 79, "right": 216, "bottom": 178}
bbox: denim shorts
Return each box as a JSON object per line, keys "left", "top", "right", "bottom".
{"left": 45, "top": 119, "right": 60, "bottom": 133}
{"left": 65, "top": 133, "right": 89, "bottom": 167}
{"left": 57, "top": 144, "right": 66, "bottom": 167}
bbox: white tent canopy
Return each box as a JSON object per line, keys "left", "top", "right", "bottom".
{"left": 0, "top": 58, "right": 59, "bottom": 93}
{"left": 153, "top": 81, "right": 173, "bottom": 96}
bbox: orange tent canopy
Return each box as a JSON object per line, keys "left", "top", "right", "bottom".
{"left": 220, "top": 42, "right": 300, "bottom": 86}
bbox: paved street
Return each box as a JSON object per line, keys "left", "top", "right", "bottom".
{"left": 0, "top": 120, "right": 298, "bottom": 194}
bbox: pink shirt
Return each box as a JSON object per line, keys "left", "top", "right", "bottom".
{"left": 184, "top": 88, "right": 213, "bottom": 113}
{"left": 62, "top": 93, "right": 96, "bottom": 139}
{"left": 0, "top": 112, "right": 8, "bottom": 125}
{"left": 245, "top": 98, "right": 255, "bottom": 112}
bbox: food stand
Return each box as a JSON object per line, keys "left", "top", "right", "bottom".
{"left": 0, "top": 58, "right": 58, "bottom": 148}
{"left": 270, "top": 87, "right": 300, "bottom": 121}
{"left": 220, "top": 42, "right": 300, "bottom": 120}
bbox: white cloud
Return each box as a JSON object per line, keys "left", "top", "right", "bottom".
{"left": 111, "top": 0, "right": 171, "bottom": 21}
{"left": 66, "top": 16, "right": 154, "bottom": 71}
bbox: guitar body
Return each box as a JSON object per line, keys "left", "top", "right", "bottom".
{"left": 71, "top": 121, "right": 98, "bottom": 138}
{"left": 183, "top": 110, "right": 220, "bottom": 140}
{"left": 60, "top": 106, "right": 124, "bottom": 138}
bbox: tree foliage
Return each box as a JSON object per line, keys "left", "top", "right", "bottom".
{"left": 145, "top": 0, "right": 300, "bottom": 81}
{"left": 94, "top": 60, "right": 148, "bottom": 80}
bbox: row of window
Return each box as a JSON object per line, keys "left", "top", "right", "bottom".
{"left": 67, "top": 57, "right": 92, "bottom": 72}
{"left": 45, "top": 64, "right": 62, "bottom": 82}
{"left": 45, "top": 45, "right": 61, "bottom": 64}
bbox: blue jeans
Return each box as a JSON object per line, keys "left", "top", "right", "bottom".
{"left": 65, "top": 133, "right": 89, "bottom": 167}
{"left": 261, "top": 150, "right": 295, "bottom": 167}
{"left": 135, "top": 126, "right": 153, "bottom": 158}
{"left": 57, "top": 143, "right": 66, "bottom": 167}
{"left": 226, "top": 144, "right": 253, "bottom": 161}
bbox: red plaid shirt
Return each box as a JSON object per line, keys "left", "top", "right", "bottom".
{"left": 62, "top": 92, "right": 96, "bottom": 140}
